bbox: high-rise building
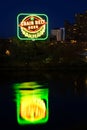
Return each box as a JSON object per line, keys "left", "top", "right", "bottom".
{"left": 64, "top": 11, "right": 87, "bottom": 42}
{"left": 51, "top": 28, "right": 65, "bottom": 42}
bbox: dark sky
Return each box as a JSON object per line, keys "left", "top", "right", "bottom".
{"left": 0, "top": 0, "right": 87, "bottom": 38}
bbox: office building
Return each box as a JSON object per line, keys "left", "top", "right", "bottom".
{"left": 51, "top": 28, "right": 65, "bottom": 42}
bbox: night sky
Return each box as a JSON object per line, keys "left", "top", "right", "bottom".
{"left": 0, "top": 0, "right": 87, "bottom": 38}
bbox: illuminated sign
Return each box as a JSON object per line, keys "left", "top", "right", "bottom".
{"left": 13, "top": 82, "right": 49, "bottom": 125}
{"left": 17, "top": 13, "right": 48, "bottom": 40}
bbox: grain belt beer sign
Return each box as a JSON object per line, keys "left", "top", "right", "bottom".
{"left": 17, "top": 13, "right": 48, "bottom": 40}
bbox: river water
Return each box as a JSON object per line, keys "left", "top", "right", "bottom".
{"left": 0, "top": 70, "right": 87, "bottom": 130}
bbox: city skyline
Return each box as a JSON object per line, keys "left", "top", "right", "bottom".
{"left": 0, "top": 0, "right": 87, "bottom": 38}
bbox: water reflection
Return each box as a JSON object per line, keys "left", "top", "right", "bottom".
{"left": 13, "top": 82, "right": 49, "bottom": 125}
{"left": 0, "top": 71, "right": 87, "bottom": 129}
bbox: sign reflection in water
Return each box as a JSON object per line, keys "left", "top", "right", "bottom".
{"left": 13, "top": 82, "right": 49, "bottom": 125}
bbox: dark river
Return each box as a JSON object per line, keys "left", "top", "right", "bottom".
{"left": 0, "top": 69, "right": 87, "bottom": 130}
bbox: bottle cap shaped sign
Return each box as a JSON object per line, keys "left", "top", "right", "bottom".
{"left": 17, "top": 13, "right": 48, "bottom": 40}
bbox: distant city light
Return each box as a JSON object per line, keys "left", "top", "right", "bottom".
{"left": 5, "top": 49, "right": 11, "bottom": 56}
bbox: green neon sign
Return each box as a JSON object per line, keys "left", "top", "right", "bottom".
{"left": 17, "top": 13, "right": 48, "bottom": 40}
{"left": 13, "top": 82, "right": 49, "bottom": 125}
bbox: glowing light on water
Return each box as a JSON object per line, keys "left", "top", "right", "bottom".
{"left": 13, "top": 82, "right": 49, "bottom": 125}
{"left": 20, "top": 97, "right": 46, "bottom": 121}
